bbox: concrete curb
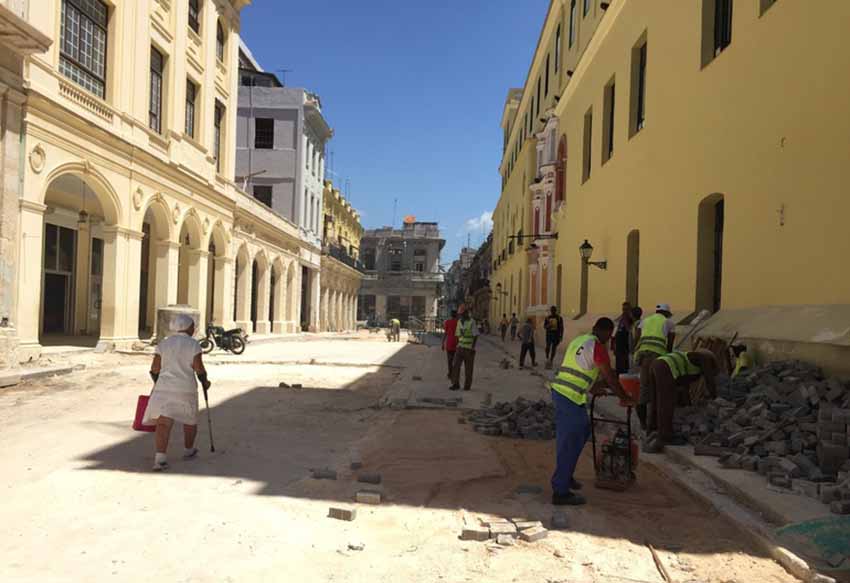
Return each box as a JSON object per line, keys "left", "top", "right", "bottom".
{"left": 20, "top": 364, "right": 86, "bottom": 382}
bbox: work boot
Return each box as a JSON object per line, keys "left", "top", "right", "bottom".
{"left": 449, "top": 385, "right": 460, "bottom": 391}
{"left": 552, "top": 491, "right": 586, "bottom": 506}
{"left": 570, "top": 478, "right": 583, "bottom": 491}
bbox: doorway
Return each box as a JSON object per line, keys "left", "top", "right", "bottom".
{"left": 695, "top": 194, "right": 725, "bottom": 313}
{"left": 42, "top": 224, "right": 76, "bottom": 335}
{"left": 300, "top": 266, "right": 310, "bottom": 331}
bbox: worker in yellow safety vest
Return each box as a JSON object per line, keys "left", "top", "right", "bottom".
{"left": 450, "top": 304, "right": 479, "bottom": 391}
{"left": 644, "top": 350, "right": 718, "bottom": 452}
{"left": 550, "top": 318, "right": 636, "bottom": 506}
{"left": 633, "top": 303, "right": 675, "bottom": 431}
{"left": 390, "top": 318, "right": 401, "bottom": 342}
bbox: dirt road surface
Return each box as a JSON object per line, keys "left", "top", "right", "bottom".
{"left": 0, "top": 334, "right": 799, "bottom": 582}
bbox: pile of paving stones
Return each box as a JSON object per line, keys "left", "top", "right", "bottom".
{"left": 460, "top": 516, "right": 552, "bottom": 545}
{"left": 464, "top": 397, "right": 555, "bottom": 440}
{"left": 673, "top": 360, "right": 850, "bottom": 515}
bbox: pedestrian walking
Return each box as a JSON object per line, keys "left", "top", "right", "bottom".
{"left": 449, "top": 304, "right": 479, "bottom": 391}
{"left": 509, "top": 313, "right": 519, "bottom": 341}
{"left": 544, "top": 306, "right": 564, "bottom": 369}
{"left": 390, "top": 317, "right": 401, "bottom": 342}
{"left": 441, "top": 310, "right": 459, "bottom": 379}
{"left": 499, "top": 314, "right": 509, "bottom": 342}
{"left": 612, "top": 301, "right": 634, "bottom": 374}
{"left": 144, "top": 314, "right": 211, "bottom": 471}
{"left": 518, "top": 317, "right": 537, "bottom": 368}
{"left": 550, "top": 318, "right": 635, "bottom": 506}
{"left": 633, "top": 303, "right": 676, "bottom": 431}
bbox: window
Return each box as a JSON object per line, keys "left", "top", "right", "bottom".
{"left": 149, "top": 47, "right": 164, "bottom": 133}
{"left": 602, "top": 80, "right": 615, "bottom": 163}
{"left": 389, "top": 248, "right": 403, "bottom": 272}
{"left": 255, "top": 118, "right": 274, "bottom": 149}
{"left": 59, "top": 0, "right": 108, "bottom": 98}
{"left": 714, "top": 0, "right": 733, "bottom": 56}
{"left": 584, "top": 0, "right": 591, "bottom": 16}
{"left": 536, "top": 77, "right": 541, "bottom": 117}
{"left": 569, "top": 0, "right": 577, "bottom": 48}
{"left": 185, "top": 79, "right": 197, "bottom": 138}
{"left": 188, "top": 0, "right": 200, "bottom": 34}
{"left": 363, "top": 248, "right": 376, "bottom": 270}
{"left": 582, "top": 108, "right": 592, "bottom": 182}
{"left": 253, "top": 185, "right": 272, "bottom": 207}
{"left": 414, "top": 249, "right": 426, "bottom": 273}
{"left": 544, "top": 54, "right": 550, "bottom": 97}
{"left": 555, "top": 136, "right": 567, "bottom": 202}
{"left": 216, "top": 21, "right": 225, "bottom": 62}
{"left": 630, "top": 39, "right": 647, "bottom": 136}
{"left": 554, "top": 25, "right": 561, "bottom": 73}
{"left": 214, "top": 100, "right": 224, "bottom": 172}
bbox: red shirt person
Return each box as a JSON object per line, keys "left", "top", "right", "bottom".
{"left": 442, "top": 311, "right": 459, "bottom": 379}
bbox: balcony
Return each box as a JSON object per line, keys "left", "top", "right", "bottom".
{"left": 324, "top": 243, "right": 365, "bottom": 273}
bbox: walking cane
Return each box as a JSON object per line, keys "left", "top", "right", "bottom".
{"left": 202, "top": 384, "right": 215, "bottom": 453}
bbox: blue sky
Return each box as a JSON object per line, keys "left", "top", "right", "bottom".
{"left": 240, "top": 0, "right": 550, "bottom": 264}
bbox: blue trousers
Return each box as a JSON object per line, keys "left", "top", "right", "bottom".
{"left": 551, "top": 389, "right": 591, "bottom": 495}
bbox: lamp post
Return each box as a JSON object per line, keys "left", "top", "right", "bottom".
{"left": 579, "top": 239, "right": 607, "bottom": 270}
{"left": 578, "top": 239, "right": 607, "bottom": 317}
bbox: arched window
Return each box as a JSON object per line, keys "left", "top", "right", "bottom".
{"left": 533, "top": 207, "right": 540, "bottom": 237}
{"left": 545, "top": 193, "right": 552, "bottom": 232}
{"left": 216, "top": 21, "right": 226, "bottom": 62}
{"left": 556, "top": 135, "right": 567, "bottom": 203}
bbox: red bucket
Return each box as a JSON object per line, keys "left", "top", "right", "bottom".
{"left": 619, "top": 374, "right": 641, "bottom": 407}
{"left": 132, "top": 395, "right": 157, "bottom": 432}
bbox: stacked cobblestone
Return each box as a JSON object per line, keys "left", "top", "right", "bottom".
{"left": 675, "top": 360, "right": 850, "bottom": 514}
{"left": 465, "top": 397, "right": 556, "bottom": 440}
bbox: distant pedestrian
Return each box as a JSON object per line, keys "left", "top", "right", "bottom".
{"left": 144, "top": 315, "right": 211, "bottom": 472}
{"left": 450, "top": 304, "right": 479, "bottom": 391}
{"left": 612, "top": 301, "right": 634, "bottom": 374}
{"left": 390, "top": 318, "right": 401, "bottom": 342}
{"left": 544, "top": 306, "right": 565, "bottom": 369}
{"left": 518, "top": 317, "right": 537, "bottom": 368}
{"left": 442, "top": 310, "right": 459, "bottom": 379}
{"left": 499, "top": 314, "right": 509, "bottom": 342}
{"left": 510, "top": 313, "right": 519, "bottom": 341}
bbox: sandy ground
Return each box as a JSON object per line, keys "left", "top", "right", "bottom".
{"left": 0, "top": 334, "right": 800, "bottom": 583}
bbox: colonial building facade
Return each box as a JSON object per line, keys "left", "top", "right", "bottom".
{"left": 319, "top": 180, "right": 362, "bottom": 332}
{"left": 14, "top": 0, "right": 328, "bottom": 363}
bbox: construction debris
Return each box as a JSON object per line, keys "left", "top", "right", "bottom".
{"left": 675, "top": 359, "right": 850, "bottom": 512}
{"left": 328, "top": 507, "right": 357, "bottom": 521}
{"left": 312, "top": 468, "right": 338, "bottom": 480}
{"left": 459, "top": 516, "right": 551, "bottom": 545}
{"left": 357, "top": 472, "right": 382, "bottom": 485}
{"left": 464, "top": 397, "right": 555, "bottom": 440}
{"left": 355, "top": 491, "right": 382, "bottom": 505}
{"left": 520, "top": 526, "right": 549, "bottom": 542}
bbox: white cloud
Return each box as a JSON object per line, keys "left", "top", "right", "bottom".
{"left": 459, "top": 211, "right": 493, "bottom": 237}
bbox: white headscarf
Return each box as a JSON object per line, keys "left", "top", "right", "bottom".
{"left": 171, "top": 314, "right": 195, "bottom": 333}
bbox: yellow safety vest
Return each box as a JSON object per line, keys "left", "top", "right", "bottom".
{"left": 659, "top": 351, "right": 702, "bottom": 380}
{"left": 456, "top": 319, "right": 476, "bottom": 349}
{"left": 636, "top": 313, "right": 669, "bottom": 355}
{"left": 551, "top": 334, "right": 600, "bottom": 406}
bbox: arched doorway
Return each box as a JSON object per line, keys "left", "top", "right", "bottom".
{"left": 251, "top": 252, "right": 270, "bottom": 334}
{"left": 37, "top": 172, "right": 119, "bottom": 347}
{"left": 205, "top": 223, "right": 228, "bottom": 329}
{"left": 625, "top": 229, "right": 640, "bottom": 306}
{"left": 696, "top": 194, "right": 725, "bottom": 313}
{"left": 176, "top": 214, "right": 203, "bottom": 308}
{"left": 234, "top": 244, "right": 251, "bottom": 330}
{"left": 139, "top": 198, "right": 172, "bottom": 338}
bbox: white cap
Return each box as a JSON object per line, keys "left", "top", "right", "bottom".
{"left": 656, "top": 303, "right": 671, "bottom": 313}
{"left": 171, "top": 314, "right": 195, "bottom": 332}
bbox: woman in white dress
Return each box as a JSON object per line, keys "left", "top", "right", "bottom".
{"left": 144, "top": 314, "right": 212, "bottom": 471}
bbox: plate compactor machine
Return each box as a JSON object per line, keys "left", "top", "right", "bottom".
{"left": 590, "top": 394, "right": 639, "bottom": 491}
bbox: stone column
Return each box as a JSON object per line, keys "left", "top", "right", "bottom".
{"left": 16, "top": 200, "right": 46, "bottom": 362}
{"left": 310, "top": 269, "right": 321, "bottom": 332}
{"left": 254, "top": 262, "right": 271, "bottom": 335}
{"left": 98, "top": 226, "right": 142, "bottom": 350}
{"left": 235, "top": 254, "right": 252, "bottom": 331}
{"left": 188, "top": 249, "right": 209, "bottom": 331}
{"left": 272, "top": 268, "right": 286, "bottom": 334}
{"left": 319, "top": 286, "right": 328, "bottom": 332}
{"left": 375, "top": 294, "right": 387, "bottom": 323}
{"left": 153, "top": 241, "right": 180, "bottom": 338}
{"left": 212, "top": 256, "right": 233, "bottom": 329}
{"left": 73, "top": 221, "right": 92, "bottom": 335}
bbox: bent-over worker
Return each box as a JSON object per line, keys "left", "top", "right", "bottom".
{"left": 145, "top": 314, "right": 211, "bottom": 471}
{"left": 450, "top": 304, "right": 478, "bottom": 391}
{"left": 633, "top": 303, "right": 675, "bottom": 431}
{"left": 550, "top": 317, "right": 635, "bottom": 506}
{"left": 645, "top": 349, "right": 718, "bottom": 451}
{"left": 390, "top": 318, "right": 401, "bottom": 342}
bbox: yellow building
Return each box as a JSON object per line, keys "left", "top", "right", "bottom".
{"left": 13, "top": 0, "right": 324, "bottom": 363}
{"left": 494, "top": 0, "right": 850, "bottom": 372}
{"left": 319, "top": 180, "right": 363, "bottom": 332}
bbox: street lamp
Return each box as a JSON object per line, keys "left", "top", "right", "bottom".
{"left": 579, "top": 239, "right": 608, "bottom": 270}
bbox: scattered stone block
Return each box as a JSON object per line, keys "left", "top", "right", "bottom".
{"left": 520, "top": 526, "right": 549, "bottom": 542}
{"left": 460, "top": 526, "right": 491, "bottom": 541}
{"left": 778, "top": 459, "right": 801, "bottom": 477}
{"left": 820, "top": 484, "right": 840, "bottom": 504}
{"left": 791, "top": 479, "right": 820, "bottom": 499}
{"left": 769, "top": 474, "right": 791, "bottom": 488}
{"left": 355, "top": 491, "right": 381, "bottom": 505}
{"left": 514, "top": 521, "right": 543, "bottom": 531}
{"left": 357, "top": 472, "right": 382, "bottom": 484}
{"left": 496, "top": 534, "right": 516, "bottom": 546}
{"left": 328, "top": 507, "right": 357, "bottom": 521}
{"left": 829, "top": 500, "right": 850, "bottom": 515}
{"left": 489, "top": 523, "right": 518, "bottom": 537}
{"left": 312, "top": 468, "right": 338, "bottom": 480}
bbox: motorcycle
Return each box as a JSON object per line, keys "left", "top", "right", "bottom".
{"left": 200, "top": 323, "right": 247, "bottom": 355}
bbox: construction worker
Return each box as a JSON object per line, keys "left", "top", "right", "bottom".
{"left": 731, "top": 344, "right": 753, "bottom": 378}
{"left": 449, "top": 304, "right": 478, "bottom": 391}
{"left": 644, "top": 349, "right": 719, "bottom": 452}
{"left": 550, "top": 317, "right": 635, "bottom": 506}
{"left": 633, "top": 303, "right": 675, "bottom": 431}
{"left": 390, "top": 317, "right": 401, "bottom": 342}
{"left": 441, "top": 310, "right": 459, "bottom": 379}
{"left": 544, "top": 306, "right": 565, "bottom": 369}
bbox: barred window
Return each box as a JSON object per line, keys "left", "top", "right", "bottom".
{"left": 59, "top": 0, "right": 108, "bottom": 98}
{"left": 149, "top": 47, "right": 164, "bottom": 134}
{"left": 254, "top": 118, "right": 274, "bottom": 149}
{"left": 216, "top": 21, "right": 225, "bottom": 62}
{"left": 188, "top": 0, "right": 200, "bottom": 34}
{"left": 185, "top": 79, "right": 197, "bottom": 138}
{"left": 214, "top": 101, "right": 225, "bottom": 172}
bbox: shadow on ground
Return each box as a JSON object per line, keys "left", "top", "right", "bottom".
{"left": 78, "top": 339, "right": 779, "bottom": 561}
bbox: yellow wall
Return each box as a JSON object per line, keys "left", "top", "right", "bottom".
{"left": 322, "top": 180, "right": 363, "bottom": 258}
{"left": 548, "top": 0, "right": 850, "bottom": 319}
